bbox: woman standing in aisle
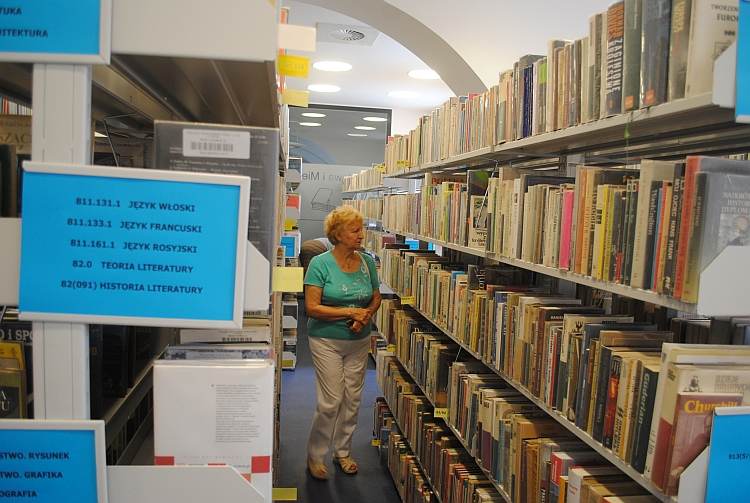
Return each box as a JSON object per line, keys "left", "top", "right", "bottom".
{"left": 304, "top": 205, "right": 381, "bottom": 480}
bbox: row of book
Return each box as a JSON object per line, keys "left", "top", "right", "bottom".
{"left": 0, "top": 96, "right": 31, "bottom": 116}
{"left": 342, "top": 164, "right": 385, "bottom": 192}
{"left": 378, "top": 155, "right": 750, "bottom": 303}
{"left": 364, "top": 229, "right": 397, "bottom": 263}
{"left": 343, "top": 197, "right": 384, "bottom": 222}
{"left": 377, "top": 346, "right": 662, "bottom": 503}
{"left": 377, "top": 251, "right": 750, "bottom": 497}
{"left": 377, "top": 355, "right": 505, "bottom": 503}
{"left": 383, "top": 0, "right": 738, "bottom": 173}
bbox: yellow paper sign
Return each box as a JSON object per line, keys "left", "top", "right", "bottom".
{"left": 282, "top": 89, "right": 309, "bottom": 107}
{"left": 386, "top": 344, "right": 396, "bottom": 352}
{"left": 272, "top": 267, "right": 303, "bottom": 292}
{"left": 284, "top": 218, "right": 297, "bottom": 231}
{"left": 434, "top": 408, "right": 449, "bottom": 419}
{"left": 371, "top": 439, "right": 381, "bottom": 447}
{"left": 278, "top": 55, "right": 310, "bottom": 78}
{"left": 396, "top": 160, "right": 410, "bottom": 168}
{"left": 401, "top": 296, "right": 415, "bottom": 305}
{"left": 272, "top": 487, "right": 298, "bottom": 501}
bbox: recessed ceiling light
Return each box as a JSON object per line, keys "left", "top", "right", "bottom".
{"left": 408, "top": 69, "right": 440, "bottom": 80}
{"left": 299, "top": 122, "right": 322, "bottom": 127}
{"left": 308, "top": 84, "right": 341, "bottom": 93}
{"left": 388, "top": 90, "right": 418, "bottom": 99}
{"left": 94, "top": 131, "right": 107, "bottom": 138}
{"left": 363, "top": 116, "right": 388, "bottom": 122}
{"left": 313, "top": 61, "right": 352, "bottom": 72}
{"left": 354, "top": 126, "right": 376, "bottom": 130}
{"left": 347, "top": 133, "right": 368, "bottom": 137}
{"left": 301, "top": 112, "right": 326, "bottom": 118}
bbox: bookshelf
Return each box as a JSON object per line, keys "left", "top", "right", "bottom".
{"left": 381, "top": 229, "right": 697, "bottom": 314}
{"left": 378, "top": 393, "right": 445, "bottom": 503}
{"left": 342, "top": 186, "right": 391, "bottom": 196}
{"left": 381, "top": 279, "right": 677, "bottom": 502}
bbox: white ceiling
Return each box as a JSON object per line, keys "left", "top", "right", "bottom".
{"left": 284, "top": 1, "right": 455, "bottom": 112}
{"left": 283, "top": 0, "right": 614, "bottom": 132}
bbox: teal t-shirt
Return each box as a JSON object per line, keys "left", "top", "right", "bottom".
{"left": 304, "top": 251, "right": 380, "bottom": 340}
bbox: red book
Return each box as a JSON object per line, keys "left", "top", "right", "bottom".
{"left": 602, "top": 356, "right": 622, "bottom": 448}
{"left": 652, "top": 181, "right": 673, "bottom": 291}
{"left": 559, "top": 189, "right": 575, "bottom": 270}
{"left": 663, "top": 392, "right": 742, "bottom": 495}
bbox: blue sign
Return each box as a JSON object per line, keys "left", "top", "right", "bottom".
{"left": 19, "top": 164, "right": 248, "bottom": 327}
{"left": 0, "top": 0, "right": 109, "bottom": 63}
{"left": 280, "top": 235, "right": 296, "bottom": 258}
{"left": 0, "top": 429, "right": 98, "bottom": 503}
{"left": 737, "top": 0, "right": 750, "bottom": 123}
{"left": 705, "top": 408, "right": 750, "bottom": 502}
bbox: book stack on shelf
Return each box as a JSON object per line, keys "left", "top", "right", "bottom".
{"left": 343, "top": 164, "right": 386, "bottom": 192}
{"left": 383, "top": 0, "right": 739, "bottom": 177}
{"left": 374, "top": 239, "right": 750, "bottom": 501}
{"left": 0, "top": 96, "right": 31, "bottom": 115}
{"left": 344, "top": 197, "right": 384, "bottom": 223}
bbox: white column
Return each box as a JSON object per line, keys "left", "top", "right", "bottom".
{"left": 30, "top": 63, "right": 92, "bottom": 420}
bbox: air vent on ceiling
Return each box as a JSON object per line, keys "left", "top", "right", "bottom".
{"left": 330, "top": 28, "right": 365, "bottom": 42}
{"left": 316, "top": 22, "right": 379, "bottom": 47}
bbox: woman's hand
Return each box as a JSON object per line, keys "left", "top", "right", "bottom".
{"left": 348, "top": 307, "right": 371, "bottom": 324}
{"left": 349, "top": 320, "right": 364, "bottom": 333}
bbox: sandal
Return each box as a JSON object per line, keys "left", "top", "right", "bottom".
{"left": 333, "top": 455, "right": 358, "bottom": 475}
{"left": 307, "top": 459, "right": 329, "bottom": 480}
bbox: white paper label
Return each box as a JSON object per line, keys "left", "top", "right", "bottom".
{"left": 182, "top": 129, "right": 251, "bottom": 159}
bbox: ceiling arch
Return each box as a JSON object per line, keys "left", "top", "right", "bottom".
{"left": 296, "top": 0, "right": 487, "bottom": 96}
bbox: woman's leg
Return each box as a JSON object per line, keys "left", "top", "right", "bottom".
{"left": 331, "top": 336, "right": 370, "bottom": 459}
{"left": 307, "top": 336, "right": 345, "bottom": 463}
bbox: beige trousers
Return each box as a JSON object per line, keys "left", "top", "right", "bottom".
{"left": 307, "top": 335, "right": 370, "bottom": 462}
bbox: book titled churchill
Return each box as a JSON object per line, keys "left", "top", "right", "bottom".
{"left": 153, "top": 120, "right": 280, "bottom": 264}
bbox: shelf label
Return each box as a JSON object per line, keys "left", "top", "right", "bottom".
{"left": 706, "top": 406, "right": 750, "bottom": 501}
{"left": 19, "top": 162, "right": 250, "bottom": 328}
{"left": 434, "top": 408, "right": 449, "bottom": 419}
{"left": 737, "top": 0, "right": 750, "bottom": 123}
{"left": 371, "top": 439, "right": 381, "bottom": 447}
{"left": 272, "top": 267, "right": 303, "bottom": 293}
{"left": 281, "top": 89, "right": 309, "bottom": 107}
{"left": 182, "top": 129, "right": 251, "bottom": 160}
{"left": 386, "top": 344, "right": 396, "bottom": 352}
{"left": 0, "top": 0, "right": 111, "bottom": 64}
{"left": 278, "top": 55, "right": 310, "bottom": 78}
{"left": 396, "top": 160, "right": 410, "bottom": 169}
{"left": 0, "top": 420, "right": 107, "bottom": 503}
{"left": 400, "top": 296, "right": 415, "bottom": 306}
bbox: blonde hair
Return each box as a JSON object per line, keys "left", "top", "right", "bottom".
{"left": 324, "top": 206, "right": 364, "bottom": 245}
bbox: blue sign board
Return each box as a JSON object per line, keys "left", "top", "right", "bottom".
{"left": 19, "top": 163, "right": 250, "bottom": 328}
{"left": 705, "top": 407, "right": 750, "bottom": 502}
{"left": 0, "top": 429, "right": 99, "bottom": 503}
{"left": 0, "top": 0, "right": 110, "bottom": 64}
{"left": 280, "top": 236, "right": 296, "bottom": 258}
{"left": 737, "top": 0, "right": 750, "bottom": 123}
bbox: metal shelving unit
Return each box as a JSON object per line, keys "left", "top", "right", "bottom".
{"left": 380, "top": 281, "right": 675, "bottom": 502}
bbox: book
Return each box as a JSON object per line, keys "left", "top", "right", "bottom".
{"left": 640, "top": 0, "right": 672, "bottom": 107}
{"left": 664, "top": 391, "right": 742, "bottom": 495}
{"left": 622, "top": 0, "right": 643, "bottom": 111}
{"left": 0, "top": 368, "right": 25, "bottom": 418}
{"left": 605, "top": 2, "right": 626, "bottom": 116}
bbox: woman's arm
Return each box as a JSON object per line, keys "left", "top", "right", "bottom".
{"left": 365, "top": 290, "right": 382, "bottom": 321}
{"left": 304, "top": 285, "right": 368, "bottom": 321}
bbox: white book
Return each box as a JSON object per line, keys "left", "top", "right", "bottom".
{"left": 567, "top": 466, "right": 622, "bottom": 503}
{"left": 685, "top": 0, "right": 739, "bottom": 97}
{"left": 154, "top": 360, "right": 274, "bottom": 502}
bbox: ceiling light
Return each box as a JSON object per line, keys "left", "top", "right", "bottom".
{"left": 355, "top": 126, "right": 376, "bottom": 130}
{"left": 299, "top": 122, "right": 322, "bottom": 127}
{"left": 94, "top": 131, "right": 107, "bottom": 138}
{"left": 308, "top": 84, "right": 341, "bottom": 93}
{"left": 388, "top": 90, "right": 418, "bottom": 99}
{"left": 363, "top": 116, "right": 388, "bottom": 122}
{"left": 313, "top": 61, "right": 352, "bottom": 72}
{"left": 408, "top": 69, "right": 440, "bottom": 80}
{"left": 301, "top": 112, "right": 326, "bottom": 118}
{"left": 347, "top": 133, "right": 368, "bottom": 137}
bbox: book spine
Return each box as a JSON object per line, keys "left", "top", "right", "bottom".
{"left": 631, "top": 365, "right": 658, "bottom": 473}
{"left": 605, "top": 2, "right": 626, "bottom": 116}
{"left": 681, "top": 173, "right": 708, "bottom": 302}
{"left": 559, "top": 190, "right": 575, "bottom": 270}
{"left": 666, "top": 0, "right": 692, "bottom": 101}
{"left": 592, "top": 346, "right": 614, "bottom": 442}
{"left": 623, "top": 179, "right": 639, "bottom": 284}
{"left": 602, "top": 356, "right": 622, "bottom": 448}
{"left": 642, "top": 183, "right": 661, "bottom": 290}
{"left": 639, "top": 0, "right": 672, "bottom": 107}
{"left": 674, "top": 157, "right": 700, "bottom": 298}
{"left": 654, "top": 182, "right": 673, "bottom": 292}
{"left": 622, "top": 0, "right": 643, "bottom": 111}
{"left": 663, "top": 176, "right": 684, "bottom": 296}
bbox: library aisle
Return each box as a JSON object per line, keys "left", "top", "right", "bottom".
{"left": 278, "top": 302, "right": 400, "bottom": 503}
